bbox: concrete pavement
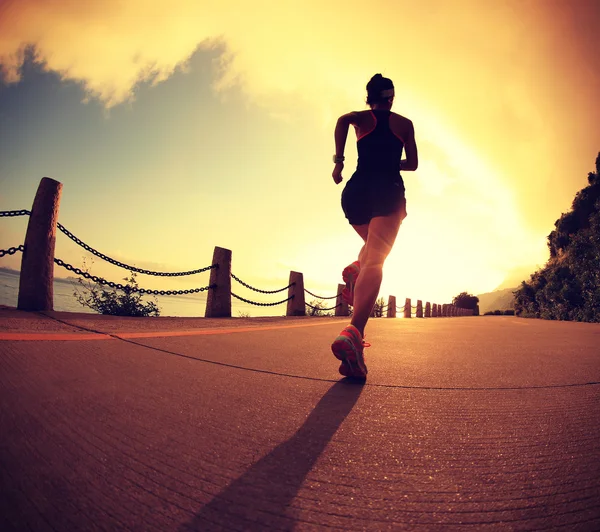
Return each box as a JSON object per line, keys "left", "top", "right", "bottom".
{"left": 1, "top": 309, "right": 599, "bottom": 530}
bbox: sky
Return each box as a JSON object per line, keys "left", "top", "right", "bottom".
{"left": 1, "top": 0, "right": 599, "bottom": 311}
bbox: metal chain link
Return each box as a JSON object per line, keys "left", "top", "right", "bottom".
{"left": 231, "top": 273, "right": 294, "bottom": 294}
{"left": 57, "top": 222, "right": 216, "bottom": 277}
{"left": 305, "top": 302, "right": 341, "bottom": 311}
{"left": 0, "top": 210, "right": 31, "bottom": 217}
{"left": 54, "top": 258, "right": 214, "bottom": 295}
{"left": 304, "top": 288, "right": 341, "bottom": 300}
{"left": 0, "top": 244, "right": 24, "bottom": 257}
{"left": 231, "top": 292, "right": 293, "bottom": 306}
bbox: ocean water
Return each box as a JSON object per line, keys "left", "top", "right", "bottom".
{"left": 0, "top": 269, "right": 288, "bottom": 318}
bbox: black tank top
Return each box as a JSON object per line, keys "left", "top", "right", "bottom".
{"left": 356, "top": 110, "right": 404, "bottom": 175}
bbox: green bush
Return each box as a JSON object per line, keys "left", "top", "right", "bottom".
{"left": 306, "top": 299, "right": 334, "bottom": 317}
{"left": 371, "top": 297, "right": 386, "bottom": 317}
{"left": 73, "top": 262, "right": 160, "bottom": 317}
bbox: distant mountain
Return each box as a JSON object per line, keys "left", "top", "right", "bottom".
{"left": 474, "top": 264, "right": 539, "bottom": 314}
{"left": 493, "top": 265, "right": 539, "bottom": 291}
{"left": 477, "top": 287, "right": 517, "bottom": 314}
{"left": 0, "top": 266, "right": 74, "bottom": 283}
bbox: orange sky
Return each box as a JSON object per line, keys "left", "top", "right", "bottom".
{"left": 1, "top": 0, "right": 599, "bottom": 311}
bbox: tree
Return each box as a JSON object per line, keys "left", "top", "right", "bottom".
{"left": 452, "top": 292, "right": 480, "bottom": 315}
{"left": 514, "top": 152, "right": 600, "bottom": 322}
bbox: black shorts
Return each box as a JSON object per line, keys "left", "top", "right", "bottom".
{"left": 341, "top": 172, "right": 407, "bottom": 225}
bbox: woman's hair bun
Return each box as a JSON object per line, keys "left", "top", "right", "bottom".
{"left": 366, "top": 73, "right": 394, "bottom": 105}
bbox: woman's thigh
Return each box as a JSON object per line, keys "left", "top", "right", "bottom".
{"left": 362, "top": 210, "right": 404, "bottom": 266}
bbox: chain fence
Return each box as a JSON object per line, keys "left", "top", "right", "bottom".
{"left": 231, "top": 273, "right": 293, "bottom": 294}
{"left": 0, "top": 245, "right": 24, "bottom": 258}
{"left": 2, "top": 209, "right": 456, "bottom": 316}
{"left": 231, "top": 292, "right": 294, "bottom": 307}
{"left": 0, "top": 209, "right": 31, "bottom": 218}
{"left": 57, "top": 222, "right": 216, "bottom": 277}
{"left": 304, "top": 288, "right": 341, "bottom": 300}
{"left": 0, "top": 211, "right": 29, "bottom": 260}
{"left": 54, "top": 258, "right": 214, "bottom": 296}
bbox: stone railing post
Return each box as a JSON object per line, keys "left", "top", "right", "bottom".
{"left": 205, "top": 246, "right": 232, "bottom": 317}
{"left": 286, "top": 271, "right": 305, "bottom": 316}
{"left": 18, "top": 177, "right": 63, "bottom": 311}
{"left": 416, "top": 299, "right": 423, "bottom": 318}
{"left": 404, "top": 298, "right": 411, "bottom": 318}
{"left": 425, "top": 301, "right": 431, "bottom": 318}
{"left": 387, "top": 295, "right": 396, "bottom": 318}
{"left": 335, "top": 283, "right": 349, "bottom": 317}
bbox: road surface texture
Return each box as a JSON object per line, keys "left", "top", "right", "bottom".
{"left": 1, "top": 309, "right": 599, "bottom": 531}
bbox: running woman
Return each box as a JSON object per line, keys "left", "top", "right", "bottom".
{"left": 331, "top": 73, "right": 419, "bottom": 379}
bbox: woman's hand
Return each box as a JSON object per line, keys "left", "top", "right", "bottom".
{"left": 332, "top": 162, "right": 344, "bottom": 184}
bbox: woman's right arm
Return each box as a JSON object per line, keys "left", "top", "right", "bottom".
{"left": 332, "top": 112, "right": 359, "bottom": 184}
{"left": 334, "top": 112, "right": 359, "bottom": 161}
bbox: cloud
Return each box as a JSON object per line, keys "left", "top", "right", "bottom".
{"left": 1, "top": 0, "right": 598, "bottom": 283}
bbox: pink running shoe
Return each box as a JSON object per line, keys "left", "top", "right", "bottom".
{"left": 331, "top": 324, "right": 370, "bottom": 378}
{"left": 341, "top": 261, "right": 361, "bottom": 306}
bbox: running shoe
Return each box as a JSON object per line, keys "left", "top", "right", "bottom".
{"left": 331, "top": 324, "right": 370, "bottom": 378}
{"left": 341, "top": 260, "right": 361, "bottom": 306}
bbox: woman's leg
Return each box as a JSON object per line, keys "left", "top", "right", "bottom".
{"left": 350, "top": 210, "right": 404, "bottom": 336}
{"left": 352, "top": 224, "right": 369, "bottom": 262}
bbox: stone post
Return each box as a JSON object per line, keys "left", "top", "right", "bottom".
{"left": 432, "top": 304, "right": 438, "bottom": 317}
{"left": 425, "top": 302, "right": 431, "bottom": 318}
{"left": 387, "top": 295, "right": 396, "bottom": 318}
{"left": 404, "top": 298, "right": 411, "bottom": 318}
{"left": 18, "top": 177, "right": 63, "bottom": 311}
{"left": 286, "top": 271, "right": 305, "bottom": 316}
{"left": 205, "top": 246, "right": 232, "bottom": 317}
{"left": 335, "top": 283, "right": 349, "bottom": 317}
{"left": 416, "top": 300, "right": 423, "bottom": 318}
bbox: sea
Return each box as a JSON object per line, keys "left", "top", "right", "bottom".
{"left": 0, "top": 269, "right": 287, "bottom": 318}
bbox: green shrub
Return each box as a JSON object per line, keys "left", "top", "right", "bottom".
{"left": 73, "top": 261, "right": 160, "bottom": 317}
{"left": 371, "top": 297, "right": 386, "bottom": 317}
{"left": 306, "top": 299, "right": 334, "bottom": 317}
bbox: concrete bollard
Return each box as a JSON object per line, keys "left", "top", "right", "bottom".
{"left": 387, "top": 295, "right": 396, "bottom": 318}
{"left": 18, "top": 177, "right": 63, "bottom": 311}
{"left": 335, "top": 283, "right": 349, "bottom": 317}
{"left": 425, "top": 302, "right": 431, "bottom": 318}
{"left": 205, "top": 246, "right": 232, "bottom": 317}
{"left": 404, "top": 298, "right": 411, "bottom": 318}
{"left": 432, "top": 304, "right": 438, "bottom": 317}
{"left": 416, "top": 299, "right": 423, "bottom": 318}
{"left": 286, "top": 271, "right": 305, "bottom": 316}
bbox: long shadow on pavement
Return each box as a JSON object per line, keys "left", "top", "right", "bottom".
{"left": 181, "top": 378, "right": 364, "bottom": 531}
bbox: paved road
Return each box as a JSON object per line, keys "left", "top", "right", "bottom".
{"left": 1, "top": 310, "right": 599, "bottom": 531}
